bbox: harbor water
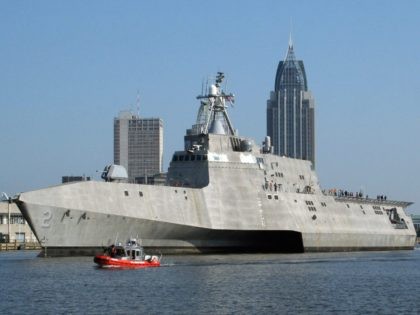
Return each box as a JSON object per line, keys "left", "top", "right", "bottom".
{"left": 1, "top": 249, "right": 420, "bottom": 314}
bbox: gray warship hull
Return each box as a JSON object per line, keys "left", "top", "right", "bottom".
{"left": 15, "top": 73, "right": 416, "bottom": 256}
{"left": 16, "top": 149, "right": 416, "bottom": 256}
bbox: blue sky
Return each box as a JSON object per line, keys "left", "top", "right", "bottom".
{"left": 1, "top": 1, "right": 419, "bottom": 212}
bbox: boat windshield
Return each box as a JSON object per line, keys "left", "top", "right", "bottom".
{"left": 114, "top": 247, "right": 125, "bottom": 257}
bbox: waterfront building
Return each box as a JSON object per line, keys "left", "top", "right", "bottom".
{"left": 0, "top": 201, "right": 37, "bottom": 243}
{"left": 411, "top": 214, "right": 420, "bottom": 237}
{"left": 114, "top": 111, "right": 163, "bottom": 183}
{"left": 267, "top": 36, "right": 315, "bottom": 167}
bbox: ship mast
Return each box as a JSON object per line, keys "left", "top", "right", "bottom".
{"left": 196, "top": 72, "right": 236, "bottom": 135}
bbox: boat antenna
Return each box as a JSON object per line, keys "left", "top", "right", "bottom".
{"left": 114, "top": 232, "right": 119, "bottom": 245}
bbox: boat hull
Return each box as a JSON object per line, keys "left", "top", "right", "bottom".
{"left": 93, "top": 255, "right": 160, "bottom": 268}
{"left": 15, "top": 161, "right": 417, "bottom": 257}
{"left": 17, "top": 196, "right": 416, "bottom": 257}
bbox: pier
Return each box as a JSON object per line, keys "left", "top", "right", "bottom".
{"left": 0, "top": 241, "right": 41, "bottom": 251}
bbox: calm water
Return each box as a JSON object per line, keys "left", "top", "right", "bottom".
{"left": 1, "top": 249, "right": 420, "bottom": 314}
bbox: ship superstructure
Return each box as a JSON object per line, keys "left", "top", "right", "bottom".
{"left": 15, "top": 73, "right": 416, "bottom": 256}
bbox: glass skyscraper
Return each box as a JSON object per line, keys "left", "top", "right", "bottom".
{"left": 267, "top": 37, "right": 315, "bottom": 167}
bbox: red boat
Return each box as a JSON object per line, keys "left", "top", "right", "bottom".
{"left": 94, "top": 239, "right": 161, "bottom": 268}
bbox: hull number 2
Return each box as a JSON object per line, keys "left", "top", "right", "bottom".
{"left": 42, "top": 210, "right": 52, "bottom": 228}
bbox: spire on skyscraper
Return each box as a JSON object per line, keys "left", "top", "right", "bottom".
{"left": 285, "top": 32, "right": 296, "bottom": 61}
{"left": 288, "top": 31, "right": 293, "bottom": 49}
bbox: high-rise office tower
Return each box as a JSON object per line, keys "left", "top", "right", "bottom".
{"left": 267, "top": 36, "right": 315, "bottom": 167}
{"left": 114, "top": 111, "right": 163, "bottom": 183}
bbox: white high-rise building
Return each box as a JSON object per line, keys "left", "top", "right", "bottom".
{"left": 114, "top": 111, "right": 163, "bottom": 183}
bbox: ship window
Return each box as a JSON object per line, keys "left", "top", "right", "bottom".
{"left": 274, "top": 195, "right": 279, "bottom": 200}
{"left": 197, "top": 155, "right": 202, "bottom": 161}
{"left": 185, "top": 196, "right": 188, "bottom": 200}
{"left": 172, "top": 155, "right": 179, "bottom": 162}
{"left": 124, "top": 190, "right": 129, "bottom": 196}
{"left": 139, "top": 191, "right": 143, "bottom": 197}
{"left": 280, "top": 173, "right": 284, "bottom": 178}
{"left": 174, "top": 190, "right": 178, "bottom": 193}
{"left": 190, "top": 155, "right": 196, "bottom": 161}
{"left": 360, "top": 205, "right": 363, "bottom": 209}
{"left": 346, "top": 204, "right": 350, "bottom": 208}
{"left": 267, "top": 195, "right": 272, "bottom": 199}
{"left": 185, "top": 155, "right": 190, "bottom": 161}
{"left": 179, "top": 156, "right": 184, "bottom": 161}
{"left": 203, "top": 155, "right": 208, "bottom": 161}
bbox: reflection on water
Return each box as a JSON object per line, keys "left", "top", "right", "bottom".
{"left": 1, "top": 249, "right": 420, "bottom": 314}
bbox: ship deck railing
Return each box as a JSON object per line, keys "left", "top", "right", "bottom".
{"left": 332, "top": 195, "right": 413, "bottom": 208}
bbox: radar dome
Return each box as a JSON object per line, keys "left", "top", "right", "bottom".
{"left": 240, "top": 139, "right": 253, "bottom": 152}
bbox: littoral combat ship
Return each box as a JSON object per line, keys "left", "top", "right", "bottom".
{"left": 16, "top": 73, "right": 416, "bottom": 256}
